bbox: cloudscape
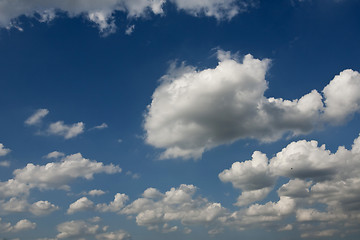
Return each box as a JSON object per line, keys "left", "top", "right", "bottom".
{"left": 0, "top": 0, "right": 360, "bottom": 239}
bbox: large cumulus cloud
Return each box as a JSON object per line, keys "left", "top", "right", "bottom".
{"left": 144, "top": 50, "right": 360, "bottom": 159}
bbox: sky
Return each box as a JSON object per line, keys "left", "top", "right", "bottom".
{"left": 0, "top": 0, "right": 360, "bottom": 239}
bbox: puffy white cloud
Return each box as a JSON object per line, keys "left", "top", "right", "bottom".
{"left": 56, "top": 219, "right": 130, "bottom": 240}
{"left": 0, "top": 153, "right": 121, "bottom": 199}
{"left": 121, "top": 184, "right": 227, "bottom": 231}
{"left": 29, "top": 200, "right": 59, "bottom": 216}
{"left": 57, "top": 220, "right": 100, "bottom": 239}
{"left": 0, "top": 0, "right": 254, "bottom": 34}
{"left": 0, "top": 143, "right": 11, "bottom": 156}
{"left": 88, "top": 189, "right": 106, "bottom": 196}
{"left": 68, "top": 193, "right": 128, "bottom": 214}
{"left": 13, "top": 219, "right": 36, "bottom": 232}
{"left": 43, "top": 151, "right": 65, "bottom": 159}
{"left": 25, "top": 109, "right": 49, "bottom": 126}
{"left": 67, "top": 197, "right": 95, "bottom": 214}
{"left": 0, "top": 218, "right": 36, "bottom": 233}
{"left": 0, "top": 197, "right": 29, "bottom": 213}
{"left": 13, "top": 153, "right": 121, "bottom": 190}
{"left": 95, "top": 230, "right": 131, "bottom": 240}
{"left": 144, "top": 51, "right": 360, "bottom": 159}
{"left": 219, "top": 133, "right": 360, "bottom": 237}
{"left": 47, "top": 121, "right": 85, "bottom": 139}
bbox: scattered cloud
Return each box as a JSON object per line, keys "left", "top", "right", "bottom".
{"left": 90, "top": 123, "right": 109, "bottom": 131}
{"left": 0, "top": 0, "right": 255, "bottom": 34}
{"left": 125, "top": 24, "right": 135, "bottom": 35}
{"left": 88, "top": 189, "right": 106, "bottom": 196}
{"left": 56, "top": 219, "right": 130, "bottom": 240}
{"left": 0, "top": 218, "right": 36, "bottom": 233}
{"left": 43, "top": 151, "right": 65, "bottom": 159}
{"left": 25, "top": 109, "right": 49, "bottom": 126}
{"left": 0, "top": 160, "right": 10, "bottom": 167}
{"left": 0, "top": 153, "right": 121, "bottom": 199}
{"left": 29, "top": 200, "right": 59, "bottom": 216}
{"left": 126, "top": 171, "right": 140, "bottom": 179}
{"left": 47, "top": 121, "right": 85, "bottom": 139}
{"left": 0, "top": 143, "right": 11, "bottom": 156}
{"left": 144, "top": 50, "right": 360, "bottom": 159}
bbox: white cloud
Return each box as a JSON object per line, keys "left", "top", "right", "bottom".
{"left": 68, "top": 193, "right": 129, "bottom": 214}
{"left": 90, "top": 123, "right": 109, "bottom": 131}
{"left": 56, "top": 219, "right": 130, "bottom": 240}
{"left": 0, "top": 197, "right": 29, "bottom": 213}
{"left": 218, "top": 133, "right": 360, "bottom": 237}
{"left": 96, "top": 230, "right": 131, "bottom": 240}
{"left": 57, "top": 220, "right": 100, "bottom": 239}
{"left": 67, "top": 197, "right": 95, "bottom": 214}
{"left": 0, "top": 153, "right": 121, "bottom": 198}
{"left": 0, "top": 218, "right": 36, "bottom": 233}
{"left": 25, "top": 109, "right": 49, "bottom": 126}
{"left": 0, "top": 160, "right": 10, "bottom": 167}
{"left": 0, "top": 143, "right": 11, "bottom": 156}
{"left": 30, "top": 200, "right": 59, "bottom": 216}
{"left": 121, "top": 184, "right": 227, "bottom": 231}
{"left": 43, "top": 151, "right": 65, "bottom": 159}
{"left": 144, "top": 50, "right": 360, "bottom": 159}
{"left": 170, "top": 0, "right": 254, "bottom": 20}
{"left": 47, "top": 121, "right": 85, "bottom": 139}
{"left": 125, "top": 24, "right": 135, "bottom": 35}
{"left": 88, "top": 189, "right": 106, "bottom": 196}
{"left": 13, "top": 219, "right": 36, "bottom": 232}
{"left": 0, "top": 0, "right": 255, "bottom": 34}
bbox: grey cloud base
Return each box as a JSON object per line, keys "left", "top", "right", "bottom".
{"left": 144, "top": 51, "right": 360, "bottom": 159}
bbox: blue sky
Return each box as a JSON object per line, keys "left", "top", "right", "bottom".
{"left": 0, "top": 0, "right": 360, "bottom": 239}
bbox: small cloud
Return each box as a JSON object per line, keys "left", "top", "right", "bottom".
{"left": 25, "top": 109, "right": 49, "bottom": 126}
{"left": 88, "top": 189, "right": 106, "bottom": 196}
{"left": 89, "top": 123, "right": 108, "bottom": 131}
{"left": 43, "top": 151, "right": 65, "bottom": 159}
{"left": 0, "top": 143, "right": 11, "bottom": 156}
{"left": 126, "top": 171, "right": 140, "bottom": 179}
{"left": 47, "top": 121, "right": 85, "bottom": 139}
{"left": 0, "top": 160, "right": 10, "bottom": 167}
{"left": 125, "top": 24, "right": 135, "bottom": 35}
{"left": 118, "top": 139, "right": 123, "bottom": 143}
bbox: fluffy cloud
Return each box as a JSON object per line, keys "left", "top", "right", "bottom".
{"left": 88, "top": 189, "right": 106, "bottom": 196}
{"left": 56, "top": 219, "right": 130, "bottom": 239}
{"left": 43, "top": 151, "right": 65, "bottom": 159}
{"left": 47, "top": 121, "right": 85, "bottom": 139}
{"left": 219, "top": 133, "right": 360, "bottom": 237}
{"left": 0, "top": 218, "right": 36, "bottom": 233}
{"left": 25, "top": 108, "right": 49, "bottom": 126}
{"left": 121, "top": 184, "right": 227, "bottom": 232}
{"left": 0, "top": 143, "right": 11, "bottom": 156}
{"left": 144, "top": 51, "right": 360, "bottom": 159}
{"left": 0, "top": 153, "right": 121, "bottom": 198}
{"left": 0, "top": 0, "right": 254, "bottom": 34}
{"left": 29, "top": 200, "right": 59, "bottom": 216}
{"left": 67, "top": 193, "right": 129, "bottom": 214}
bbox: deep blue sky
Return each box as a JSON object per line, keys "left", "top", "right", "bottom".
{"left": 0, "top": 0, "right": 360, "bottom": 239}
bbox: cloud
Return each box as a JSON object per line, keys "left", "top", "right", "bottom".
{"left": 0, "top": 160, "right": 10, "bottom": 167}
{"left": 144, "top": 50, "right": 360, "bottom": 159}
{"left": 218, "top": 133, "right": 360, "bottom": 237}
{"left": 0, "top": 153, "right": 121, "bottom": 198}
{"left": 0, "top": 143, "right": 11, "bottom": 156}
{"left": 121, "top": 184, "right": 227, "bottom": 232}
{"left": 29, "top": 200, "right": 59, "bottom": 216}
{"left": 25, "top": 109, "right": 49, "bottom": 126}
{"left": 0, "top": 0, "right": 255, "bottom": 34}
{"left": 56, "top": 219, "right": 130, "bottom": 239}
{"left": 90, "top": 123, "right": 109, "bottom": 131}
{"left": 47, "top": 121, "right": 85, "bottom": 139}
{"left": 0, "top": 218, "right": 36, "bottom": 233}
{"left": 125, "top": 24, "right": 135, "bottom": 35}
{"left": 88, "top": 189, "right": 106, "bottom": 196}
{"left": 43, "top": 151, "right": 65, "bottom": 159}
{"left": 67, "top": 193, "right": 129, "bottom": 214}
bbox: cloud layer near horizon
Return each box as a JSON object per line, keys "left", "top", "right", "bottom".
{"left": 0, "top": 0, "right": 255, "bottom": 34}
{"left": 144, "top": 51, "right": 360, "bottom": 159}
